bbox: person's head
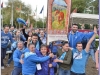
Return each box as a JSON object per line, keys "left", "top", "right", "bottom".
{"left": 37, "top": 29, "right": 40, "bottom": 33}
{"left": 10, "top": 26, "right": 14, "bottom": 31}
{"left": 28, "top": 30, "right": 33, "bottom": 37}
{"left": 62, "top": 41, "right": 69, "bottom": 51}
{"left": 4, "top": 25, "right": 10, "bottom": 33}
{"left": 40, "top": 30, "right": 45, "bottom": 37}
{"left": 31, "top": 33, "right": 39, "bottom": 44}
{"left": 28, "top": 43, "right": 35, "bottom": 52}
{"left": 76, "top": 42, "right": 83, "bottom": 51}
{"left": 15, "top": 30, "right": 20, "bottom": 36}
{"left": 35, "top": 28, "right": 40, "bottom": 34}
{"left": 71, "top": 24, "right": 78, "bottom": 33}
{"left": 17, "top": 41, "right": 24, "bottom": 50}
{"left": 40, "top": 44, "right": 48, "bottom": 56}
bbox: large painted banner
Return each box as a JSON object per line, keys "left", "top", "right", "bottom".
{"left": 47, "top": 0, "right": 71, "bottom": 44}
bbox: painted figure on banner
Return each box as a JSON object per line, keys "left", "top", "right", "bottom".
{"left": 52, "top": 0, "right": 67, "bottom": 30}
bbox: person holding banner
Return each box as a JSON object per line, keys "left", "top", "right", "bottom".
{"left": 54, "top": 41, "right": 72, "bottom": 75}
{"left": 70, "top": 27, "right": 97, "bottom": 75}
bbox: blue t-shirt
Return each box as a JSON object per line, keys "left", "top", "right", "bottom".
{"left": 71, "top": 49, "right": 89, "bottom": 73}
{"left": 1, "top": 31, "right": 13, "bottom": 48}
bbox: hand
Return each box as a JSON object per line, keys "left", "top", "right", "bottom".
{"left": 54, "top": 58, "right": 63, "bottom": 63}
{"left": 54, "top": 58, "right": 59, "bottom": 62}
{"left": 49, "top": 64, "right": 52, "bottom": 68}
{"left": 94, "top": 26, "right": 97, "bottom": 34}
{"left": 19, "top": 59, "right": 24, "bottom": 64}
{"left": 28, "top": 37, "right": 32, "bottom": 41}
{"left": 49, "top": 53, "right": 54, "bottom": 58}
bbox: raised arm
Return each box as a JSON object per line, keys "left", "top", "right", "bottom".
{"left": 22, "top": 26, "right": 28, "bottom": 39}
{"left": 85, "top": 26, "right": 97, "bottom": 52}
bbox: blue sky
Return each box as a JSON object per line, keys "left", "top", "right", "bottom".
{"left": 53, "top": 0, "right": 67, "bottom": 6}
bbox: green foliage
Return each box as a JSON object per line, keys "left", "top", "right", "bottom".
{"left": 84, "top": 24, "right": 90, "bottom": 29}
{"left": 2, "top": 0, "right": 35, "bottom": 28}
{"left": 34, "top": 18, "right": 46, "bottom": 28}
{"left": 71, "top": 0, "right": 98, "bottom": 14}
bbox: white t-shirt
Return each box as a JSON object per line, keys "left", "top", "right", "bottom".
{"left": 97, "top": 47, "right": 99, "bottom": 50}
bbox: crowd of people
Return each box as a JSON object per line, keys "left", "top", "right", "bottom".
{"left": 1, "top": 24, "right": 99, "bottom": 75}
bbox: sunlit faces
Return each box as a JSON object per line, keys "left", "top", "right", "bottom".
{"left": 72, "top": 25, "right": 78, "bottom": 33}
{"left": 29, "top": 44, "right": 35, "bottom": 52}
{"left": 62, "top": 43, "right": 69, "bottom": 51}
{"left": 32, "top": 36, "right": 38, "bottom": 44}
{"left": 76, "top": 43, "right": 83, "bottom": 51}
{"left": 17, "top": 42, "right": 24, "bottom": 50}
{"left": 40, "top": 46, "right": 48, "bottom": 56}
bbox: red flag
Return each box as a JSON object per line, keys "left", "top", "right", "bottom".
{"left": 72, "top": 8, "right": 77, "bottom": 13}
{"left": 1, "top": 2, "right": 3, "bottom": 8}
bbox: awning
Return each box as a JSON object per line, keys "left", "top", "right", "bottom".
{"left": 70, "top": 13, "right": 99, "bottom": 24}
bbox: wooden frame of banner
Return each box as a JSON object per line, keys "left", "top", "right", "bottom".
{"left": 47, "top": 0, "right": 71, "bottom": 45}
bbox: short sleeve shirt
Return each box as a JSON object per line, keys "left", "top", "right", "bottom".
{"left": 71, "top": 49, "right": 89, "bottom": 73}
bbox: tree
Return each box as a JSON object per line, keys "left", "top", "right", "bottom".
{"left": 35, "top": 18, "right": 46, "bottom": 28}
{"left": 2, "top": 0, "right": 35, "bottom": 28}
{"left": 71, "top": 0, "right": 98, "bottom": 14}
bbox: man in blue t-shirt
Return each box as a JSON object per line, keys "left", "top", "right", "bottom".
{"left": 1, "top": 25, "right": 13, "bottom": 69}
{"left": 70, "top": 27, "right": 97, "bottom": 75}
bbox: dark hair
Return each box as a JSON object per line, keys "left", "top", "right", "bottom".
{"left": 10, "top": 26, "right": 14, "bottom": 28}
{"left": 28, "top": 43, "right": 35, "bottom": 47}
{"left": 76, "top": 42, "right": 82, "bottom": 46}
{"left": 72, "top": 24, "right": 78, "bottom": 26}
{"left": 4, "top": 25, "right": 9, "bottom": 29}
{"left": 32, "top": 33, "right": 39, "bottom": 37}
{"left": 40, "top": 44, "right": 47, "bottom": 49}
{"left": 62, "top": 41, "right": 69, "bottom": 46}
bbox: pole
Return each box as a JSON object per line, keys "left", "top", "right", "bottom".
{"left": 43, "top": 6, "right": 44, "bottom": 29}
{"left": 19, "top": 5, "right": 21, "bottom": 29}
{"left": 1, "top": 8, "right": 3, "bottom": 29}
{"left": 11, "top": 0, "right": 13, "bottom": 26}
{"left": 36, "top": 5, "right": 37, "bottom": 28}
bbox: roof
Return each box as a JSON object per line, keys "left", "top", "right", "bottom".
{"left": 70, "top": 13, "right": 99, "bottom": 24}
